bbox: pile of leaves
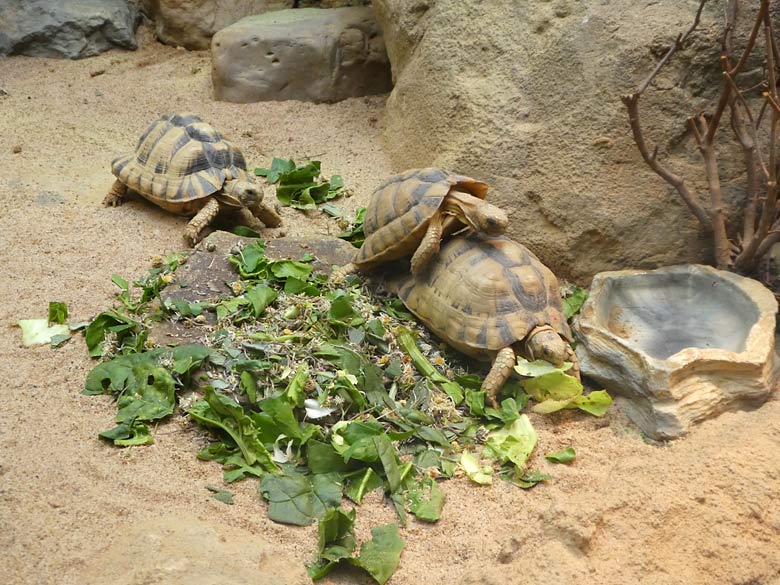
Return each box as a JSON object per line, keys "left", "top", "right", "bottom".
{"left": 256, "top": 158, "right": 345, "bottom": 210}
{"left": 75, "top": 240, "right": 607, "bottom": 583}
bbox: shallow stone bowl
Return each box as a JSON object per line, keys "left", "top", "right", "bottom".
{"left": 574, "top": 264, "right": 779, "bottom": 439}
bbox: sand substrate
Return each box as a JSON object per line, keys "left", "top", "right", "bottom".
{"left": 2, "top": 34, "right": 780, "bottom": 585}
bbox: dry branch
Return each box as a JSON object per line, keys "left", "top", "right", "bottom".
{"left": 624, "top": 0, "right": 780, "bottom": 273}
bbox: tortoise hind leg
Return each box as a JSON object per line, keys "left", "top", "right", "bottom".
{"left": 103, "top": 179, "right": 127, "bottom": 207}
{"left": 410, "top": 211, "right": 443, "bottom": 274}
{"left": 184, "top": 197, "right": 221, "bottom": 247}
{"left": 483, "top": 346, "right": 516, "bottom": 408}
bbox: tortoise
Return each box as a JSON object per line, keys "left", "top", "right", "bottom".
{"left": 335, "top": 168, "right": 508, "bottom": 279}
{"left": 392, "top": 234, "right": 579, "bottom": 405}
{"left": 104, "top": 112, "right": 282, "bottom": 246}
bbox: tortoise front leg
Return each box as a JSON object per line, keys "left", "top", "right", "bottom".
{"left": 250, "top": 201, "right": 283, "bottom": 228}
{"left": 331, "top": 262, "right": 358, "bottom": 284}
{"left": 236, "top": 207, "right": 266, "bottom": 232}
{"left": 184, "top": 197, "right": 220, "bottom": 247}
{"left": 483, "top": 346, "right": 516, "bottom": 408}
{"left": 103, "top": 179, "right": 127, "bottom": 207}
{"left": 410, "top": 211, "right": 443, "bottom": 274}
{"left": 565, "top": 344, "right": 581, "bottom": 381}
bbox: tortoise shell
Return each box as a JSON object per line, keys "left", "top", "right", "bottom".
{"left": 355, "top": 168, "right": 489, "bottom": 270}
{"left": 395, "top": 234, "right": 572, "bottom": 361}
{"left": 111, "top": 112, "right": 248, "bottom": 210}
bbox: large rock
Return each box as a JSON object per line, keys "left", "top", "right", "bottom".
{"left": 574, "top": 265, "right": 779, "bottom": 440}
{"left": 0, "top": 0, "right": 140, "bottom": 59}
{"left": 143, "top": 0, "right": 293, "bottom": 50}
{"left": 372, "top": 0, "right": 733, "bottom": 282}
{"left": 212, "top": 7, "right": 392, "bottom": 103}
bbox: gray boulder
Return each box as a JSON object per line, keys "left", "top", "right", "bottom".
{"left": 143, "top": 0, "right": 293, "bottom": 50}
{"left": 0, "top": 0, "right": 140, "bottom": 59}
{"left": 372, "top": 0, "right": 728, "bottom": 282}
{"left": 212, "top": 7, "right": 392, "bottom": 103}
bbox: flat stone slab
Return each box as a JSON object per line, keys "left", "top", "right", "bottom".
{"left": 211, "top": 7, "right": 392, "bottom": 103}
{"left": 574, "top": 264, "right": 780, "bottom": 440}
{"left": 154, "top": 231, "right": 356, "bottom": 343}
{"left": 0, "top": 0, "right": 140, "bottom": 59}
{"left": 78, "top": 514, "right": 308, "bottom": 585}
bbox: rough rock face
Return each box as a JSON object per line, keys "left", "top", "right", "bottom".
{"left": 143, "top": 0, "right": 293, "bottom": 50}
{"left": 574, "top": 265, "right": 779, "bottom": 440}
{"left": 372, "top": 0, "right": 732, "bottom": 282}
{"left": 212, "top": 7, "right": 392, "bottom": 103}
{"left": 0, "top": 0, "right": 140, "bottom": 59}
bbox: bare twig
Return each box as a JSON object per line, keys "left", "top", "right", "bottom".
{"left": 735, "top": 8, "right": 780, "bottom": 270}
{"left": 690, "top": 114, "right": 733, "bottom": 267}
{"left": 634, "top": 0, "right": 709, "bottom": 96}
{"left": 622, "top": 95, "right": 713, "bottom": 230}
{"left": 621, "top": 0, "right": 712, "bottom": 232}
{"left": 726, "top": 0, "right": 767, "bottom": 76}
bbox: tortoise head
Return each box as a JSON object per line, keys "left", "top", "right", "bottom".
{"left": 224, "top": 179, "right": 264, "bottom": 208}
{"left": 524, "top": 326, "right": 568, "bottom": 366}
{"left": 444, "top": 190, "right": 508, "bottom": 236}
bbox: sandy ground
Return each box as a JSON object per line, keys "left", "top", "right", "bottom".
{"left": 2, "top": 33, "right": 780, "bottom": 585}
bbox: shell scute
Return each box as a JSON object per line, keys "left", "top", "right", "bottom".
{"left": 356, "top": 168, "right": 488, "bottom": 269}
{"left": 111, "top": 112, "right": 248, "bottom": 205}
{"left": 396, "top": 235, "right": 571, "bottom": 360}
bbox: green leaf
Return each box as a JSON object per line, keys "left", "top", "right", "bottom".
{"left": 19, "top": 319, "right": 70, "bottom": 346}
{"left": 484, "top": 397, "right": 520, "bottom": 424}
{"left": 240, "top": 370, "right": 258, "bottom": 403}
{"left": 171, "top": 344, "right": 211, "bottom": 375}
{"left": 460, "top": 452, "right": 493, "bottom": 485}
{"left": 99, "top": 420, "right": 153, "bottom": 446}
{"left": 255, "top": 158, "right": 296, "bottom": 183}
{"left": 114, "top": 365, "right": 175, "bottom": 423}
{"left": 345, "top": 467, "right": 384, "bottom": 504}
{"left": 514, "top": 357, "right": 571, "bottom": 378}
{"left": 188, "top": 387, "right": 278, "bottom": 472}
{"left": 562, "top": 286, "right": 589, "bottom": 319}
{"left": 50, "top": 333, "right": 71, "bottom": 348}
{"left": 465, "top": 390, "right": 486, "bottom": 417}
{"left": 569, "top": 390, "right": 613, "bottom": 417}
{"left": 406, "top": 476, "right": 445, "bottom": 522}
{"left": 48, "top": 301, "right": 68, "bottom": 324}
{"left": 483, "top": 415, "right": 538, "bottom": 472}
{"left": 396, "top": 326, "right": 464, "bottom": 404}
{"left": 511, "top": 470, "right": 553, "bottom": 489}
{"left": 259, "top": 470, "right": 342, "bottom": 526}
{"left": 84, "top": 311, "right": 145, "bottom": 357}
{"left": 545, "top": 447, "right": 577, "bottom": 463}
{"left": 307, "top": 440, "right": 351, "bottom": 475}
{"left": 245, "top": 285, "right": 278, "bottom": 317}
{"left": 338, "top": 207, "right": 366, "bottom": 248}
{"left": 206, "top": 485, "right": 234, "bottom": 505}
{"left": 307, "top": 507, "right": 357, "bottom": 580}
{"left": 283, "top": 363, "right": 308, "bottom": 407}
{"left": 269, "top": 260, "right": 313, "bottom": 281}
{"left": 328, "top": 292, "right": 356, "bottom": 321}
{"left": 231, "top": 225, "right": 262, "bottom": 238}
{"left": 352, "top": 523, "right": 405, "bottom": 585}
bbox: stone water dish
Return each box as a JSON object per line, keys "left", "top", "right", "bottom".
{"left": 574, "top": 264, "right": 779, "bottom": 440}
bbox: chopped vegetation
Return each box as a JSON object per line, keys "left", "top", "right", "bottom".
{"left": 76, "top": 237, "right": 610, "bottom": 583}
{"left": 337, "top": 206, "right": 367, "bottom": 248}
{"left": 255, "top": 158, "right": 346, "bottom": 210}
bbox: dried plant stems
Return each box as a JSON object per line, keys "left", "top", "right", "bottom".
{"left": 623, "top": 0, "right": 780, "bottom": 273}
